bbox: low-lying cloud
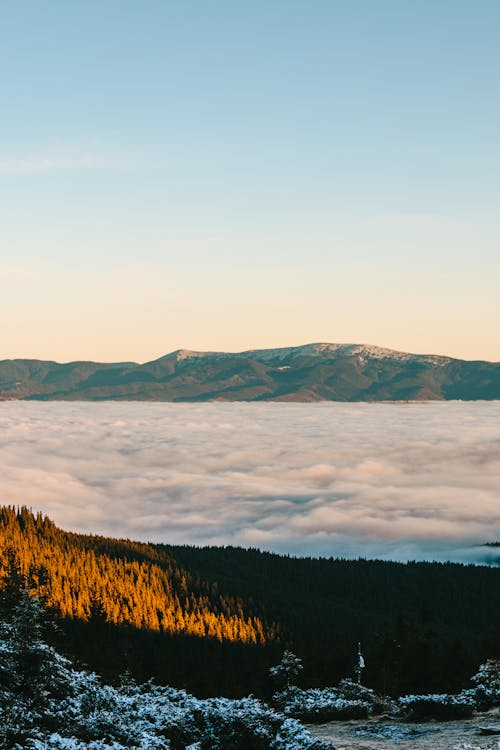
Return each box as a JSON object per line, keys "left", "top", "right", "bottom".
{"left": 1, "top": 401, "right": 499, "bottom": 563}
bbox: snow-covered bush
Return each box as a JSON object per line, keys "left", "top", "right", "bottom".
{"left": 398, "top": 692, "right": 475, "bottom": 721}
{"left": 273, "top": 686, "right": 370, "bottom": 722}
{"left": 394, "top": 660, "right": 500, "bottom": 721}
{"left": 336, "top": 678, "right": 393, "bottom": 714}
{"left": 1, "top": 664, "right": 332, "bottom": 750}
{"left": 26, "top": 680, "right": 333, "bottom": 750}
{"left": 469, "top": 659, "right": 500, "bottom": 710}
{"left": 0, "top": 590, "right": 330, "bottom": 750}
{"left": 168, "top": 695, "right": 330, "bottom": 749}
{"left": 272, "top": 678, "right": 393, "bottom": 723}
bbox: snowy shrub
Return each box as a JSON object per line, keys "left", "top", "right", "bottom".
{"left": 180, "top": 697, "right": 283, "bottom": 750}
{"left": 469, "top": 659, "right": 500, "bottom": 710}
{"left": 272, "top": 717, "right": 334, "bottom": 749}
{"left": 2, "top": 673, "right": 332, "bottom": 750}
{"left": 272, "top": 678, "right": 393, "bottom": 723}
{"left": 398, "top": 692, "right": 475, "bottom": 721}
{"left": 0, "top": 592, "right": 330, "bottom": 750}
{"left": 336, "top": 678, "right": 375, "bottom": 701}
{"left": 273, "top": 686, "right": 370, "bottom": 722}
{"left": 152, "top": 693, "right": 331, "bottom": 750}
{"left": 24, "top": 736, "right": 158, "bottom": 750}
{"left": 336, "top": 678, "right": 393, "bottom": 714}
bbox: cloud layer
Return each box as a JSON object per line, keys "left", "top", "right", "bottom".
{"left": 0, "top": 401, "right": 499, "bottom": 563}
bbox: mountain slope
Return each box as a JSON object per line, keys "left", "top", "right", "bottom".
{"left": 2, "top": 507, "right": 500, "bottom": 697}
{"left": 1, "top": 343, "right": 500, "bottom": 401}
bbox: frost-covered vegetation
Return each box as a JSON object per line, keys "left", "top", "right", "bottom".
{"left": 268, "top": 649, "right": 500, "bottom": 726}
{"left": 0, "top": 578, "right": 330, "bottom": 750}
{"left": 274, "top": 685, "right": 371, "bottom": 722}
{"left": 3, "top": 595, "right": 500, "bottom": 750}
{"left": 3, "top": 533, "right": 500, "bottom": 748}
{"left": 269, "top": 651, "right": 391, "bottom": 722}
{"left": 273, "top": 679, "right": 394, "bottom": 722}
{"left": 470, "top": 659, "right": 500, "bottom": 710}
{"left": 397, "top": 659, "right": 500, "bottom": 721}
{"left": 398, "top": 692, "right": 475, "bottom": 720}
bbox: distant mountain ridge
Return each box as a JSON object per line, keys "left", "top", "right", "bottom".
{"left": 1, "top": 342, "right": 499, "bottom": 401}
{"left": 167, "top": 343, "right": 447, "bottom": 363}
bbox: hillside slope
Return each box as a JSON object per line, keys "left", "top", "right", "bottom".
{"left": 1, "top": 343, "right": 500, "bottom": 401}
{"left": 1, "top": 507, "right": 500, "bottom": 696}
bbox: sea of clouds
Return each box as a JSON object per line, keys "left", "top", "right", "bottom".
{"left": 0, "top": 401, "right": 499, "bottom": 563}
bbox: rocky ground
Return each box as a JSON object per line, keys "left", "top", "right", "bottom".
{"left": 307, "top": 708, "right": 500, "bottom": 749}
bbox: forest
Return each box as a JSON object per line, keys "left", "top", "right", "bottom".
{"left": 1, "top": 505, "right": 500, "bottom": 698}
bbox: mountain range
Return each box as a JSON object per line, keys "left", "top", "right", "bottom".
{"left": 1, "top": 343, "right": 500, "bottom": 401}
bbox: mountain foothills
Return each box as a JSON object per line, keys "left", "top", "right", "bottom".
{"left": 1, "top": 507, "right": 500, "bottom": 700}
{"left": 1, "top": 343, "right": 500, "bottom": 401}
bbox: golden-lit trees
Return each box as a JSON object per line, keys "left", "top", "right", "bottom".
{"left": 0, "top": 506, "right": 270, "bottom": 645}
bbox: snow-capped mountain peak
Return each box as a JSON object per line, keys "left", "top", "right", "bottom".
{"left": 166, "top": 343, "right": 449, "bottom": 364}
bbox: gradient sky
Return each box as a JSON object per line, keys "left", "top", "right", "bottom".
{"left": 1, "top": 1, "right": 499, "bottom": 363}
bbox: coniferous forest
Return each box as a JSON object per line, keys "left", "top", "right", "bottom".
{"left": 1, "top": 506, "right": 500, "bottom": 700}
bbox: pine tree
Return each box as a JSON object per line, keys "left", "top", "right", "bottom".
{"left": 9, "top": 589, "right": 70, "bottom": 705}
{"left": 0, "top": 580, "right": 72, "bottom": 747}
{"left": 269, "top": 650, "right": 303, "bottom": 689}
{"left": 0, "top": 549, "right": 26, "bottom": 616}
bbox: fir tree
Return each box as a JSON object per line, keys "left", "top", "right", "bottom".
{"left": 269, "top": 650, "right": 303, "bottom": 689}
{"left": 9, "top": 589, "right": 70, "bottom": 704}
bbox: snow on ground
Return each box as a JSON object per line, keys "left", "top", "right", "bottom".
{"left": 307, "top": 709, "right": 500, "bottom": 749}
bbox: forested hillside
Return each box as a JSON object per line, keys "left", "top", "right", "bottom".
{"left": 1, "top": 506, "right": 500, "bottom": 698}
{"left": 0, "top": 506, "right": 269, "bottom": 644}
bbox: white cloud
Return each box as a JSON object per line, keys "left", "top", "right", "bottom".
{"left": 0, "top": 401, "right": 499, "bottom": 563}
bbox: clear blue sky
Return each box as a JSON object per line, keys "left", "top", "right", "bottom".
{"left": 1, "top": 1, "right": 499, "bottom": 362}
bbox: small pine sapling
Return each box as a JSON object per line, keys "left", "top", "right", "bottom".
{"left": 269, "top": 650, "right": 303, "bottom": 689}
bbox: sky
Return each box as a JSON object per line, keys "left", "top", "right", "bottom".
{"left": 1, "top": 401, "right": 500, "bottom": 563}
{"left": 0, "top": 1, "right": 499, "bottom": 363}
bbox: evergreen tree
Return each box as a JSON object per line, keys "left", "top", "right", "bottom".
{"left": 0, "top": 549, "right": 26, "bottom": 616}
{"left": 0, "top": 587, "right": 72, "bottom": 747}
{"left": 269, "top": 650, "right": 303, "bottom": 689}
{"left": 9, "top": 589, "right": 69, "bottom": 704}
